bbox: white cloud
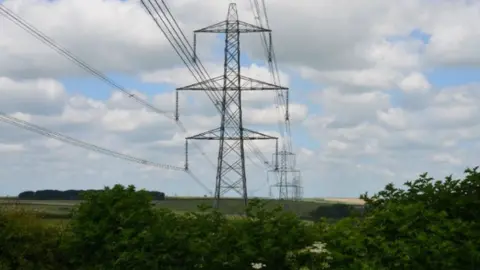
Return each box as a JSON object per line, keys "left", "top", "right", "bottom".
{"left": 310, "top": 88, "right": 391, "bottom": 128}
{"left": 432, "top": 153, "right": 462, "bottom": 166}
{"left": 0, "top": 77, "right": 66, "bottom": 115}
{"left": 365, "top": 39, "right": 423, "bottom": 70}
{"left": 300, "top": 67, "right": 402, "bottom": 91}
{"left": 376, "top": 108, "right": 408, "bottom": 130}
{"left": 398, "top": 72, "right": 431, "bottom": 93}
{"left": 0, "top": 143, "right": 25, "bottom": 153}
{"left": 421, "top": 1, "right": 480, "bottom": 67}
{"left": 0, "top": 0, "right": 219, "bottom": 78}
{"left": 327, "top": 140, "right": 348, "bottom": 151}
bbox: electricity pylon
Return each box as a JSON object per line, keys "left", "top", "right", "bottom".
{"left": 175, "top": 3, "right": 287, "bottom": 208}
{"left": 269, "top": 150, "right": 303, "bottom": 200}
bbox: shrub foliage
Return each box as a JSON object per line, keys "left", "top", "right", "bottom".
{"left": 1, "top": 167, "right": 480, "bottom": 269}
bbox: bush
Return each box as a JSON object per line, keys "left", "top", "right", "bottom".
{"left": 307, "top": 203, "right": 357, "bottom": 221}
{"left": 61, "top": 186, "right": 323, "bottom": 269}
{"left": 0, "top": 205, "right": 67, "bottom": 270}
{"left": 1, "top": 167, "right": 479, "bottom": 269}
{"left": 316, "top": 167, "right": 480, "bottom": 269}
{"left": 62, "top": 185, "right": 158, "bottom": 269}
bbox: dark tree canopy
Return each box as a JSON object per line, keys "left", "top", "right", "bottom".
{"left": 18, "top": 189, "right": 165, "bottom": 201}
{"left": 304, "top": 203, "right": 364, "bottom": 221}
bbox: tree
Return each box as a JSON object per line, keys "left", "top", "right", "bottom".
{"left": 62, "top": 185, "right": 159, "bottom": 269}
{"left": 0, "top": 206, "right": 67, "bottom": 270}
{"left": 317, "top": 167, "right": 480, "bottom": 269}
{"left": 307, "top": 203, "right": 357, "bottom": 221}
{"left": 17, "top": 188, "right": 165, "bottom": 201}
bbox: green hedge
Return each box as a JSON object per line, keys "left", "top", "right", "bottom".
{"left": 1, "top": 167, "right": 480, "bottom": 269}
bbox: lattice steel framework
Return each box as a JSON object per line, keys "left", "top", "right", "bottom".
{"left": 269, "top": 150, "right": 303, "bottom": 200}
{"left": 175, "top": 3, "right": 288, "bottom": 208}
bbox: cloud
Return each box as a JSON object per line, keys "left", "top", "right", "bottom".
{"left": 303, "top": 82, "right": 480, "bottom": 196}
{"left": 0, "top": 143, "right": 25, "bottom": 153}
{"left": 310, "top": 88, "right": 391, "bottom": 128}
{"left": 0, "top": 77, "right": 66, "bottom": 115}
{"left": 300, "top": 67, "right": 403, "bottom": 91}
{"left": 398, "top": 72, "right": 431, "bottom": 93}
{"left": 0, "top": 0, "right": 219, "bottom": 78}
{"left": 421, "top": 1, "right": 480, "bottom": 67}
{"left": 242, "top": 0, "right": 426, "bottom": 71}
{"left": 376, "top": 108, "right": 408, "bottom": 130}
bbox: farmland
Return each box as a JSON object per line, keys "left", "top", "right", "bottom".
{"left": 0, "top": 196, "right": 362, "bottom": 223}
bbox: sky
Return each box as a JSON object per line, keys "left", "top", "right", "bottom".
{"left": 1, "top": 0, "right": 480, "bottom": 198}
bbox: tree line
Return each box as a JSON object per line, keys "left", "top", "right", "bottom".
{"left": 18, "top": 189, "right": 165, "bottom": 201}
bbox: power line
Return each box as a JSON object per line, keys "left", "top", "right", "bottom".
{"left": 0, "top": 4, "right": 174, "bottom": 120}
{"left": 147, "top": 0, "right": 272, "bottom": 169}
{"left": 0, "top": 3, "right": 216, "bottom": 168}
{"left": 0, "top": 1, "right": 273, "bottom": 197}
{"left": 140, "top": 0, "right": 275, "bottom": 171}
{"left": 0, "top": 112, "right": 184, "bottom": 171}
{"left": 0, "top": 112, "right": 213, "bottom": 195}
{"left": 0, "top": 113, "right": 214, "bottom": 194}
{"left": 176, "top": 3, "right": 282, "bottom": 208}
{"left": 249, "top": 0, "right": 304, "bottom": 200}
{"left": 0, "top": 4, "right": 214, "bottom": 195}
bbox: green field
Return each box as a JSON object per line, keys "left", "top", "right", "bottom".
{"left": 0, "top": 196, "right": 352, "bottom": 223}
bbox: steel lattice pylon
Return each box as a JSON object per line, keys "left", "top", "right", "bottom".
{"left": 269, "top": 150, "right": 303, "bottom": 201}
{"left": 176, "top": 3, "right": 287, "bottom": 208}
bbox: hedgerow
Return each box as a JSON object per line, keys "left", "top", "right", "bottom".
{"left": 1, "top": 167, "right": 479, "bottom": 269}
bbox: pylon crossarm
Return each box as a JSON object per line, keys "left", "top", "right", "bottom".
{"left": 186, "top": 128, "right": 221, "bottom": 140}
{"left": 239, "top": 75, "right": 288, "bottom": 90}
{"left": 242, "top": 128, "right": 278, "bottom": 140}
{"left": 176, "top": 75, "right": 223, "bottom": 91}
{"left": 194, "top": 20, "right": 271, "bottom": 34}
{"left": 176, "top": 75, "right": 287, "bottom": 91}
{"left": 186, "top": 127, "right": 279, "bottom": 141}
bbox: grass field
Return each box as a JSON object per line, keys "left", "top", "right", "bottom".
{"left": 305, "top": 197, "right": 365, "bottom": 205}
{"left": 0, "top": 196, "right": 364, "bottom": 225}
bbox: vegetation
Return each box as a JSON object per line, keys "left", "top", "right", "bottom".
{"left": 1, "top": 167, "right": 479, "bottom": 269}
{"left": 18, "top": 188, "right": 165, "bottom": 200}
{"left": 306, "top": 203, "right": 362, "bottom": 222}
{"left": 0, "top": 196, "right": 349, "bottom": 221}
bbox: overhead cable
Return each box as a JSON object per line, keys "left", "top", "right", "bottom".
{"left": 140, "top": 0, "right": 273, "bottom": 169}
{"left": 0, "top": 4, "right": 214, "bottom": 194}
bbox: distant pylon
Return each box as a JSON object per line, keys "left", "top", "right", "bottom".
{"left": 269, "top": 150, "right": 303, "bottom": 200}
{"left": 175, "top": 3, "right": 288, "bottom": 209}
